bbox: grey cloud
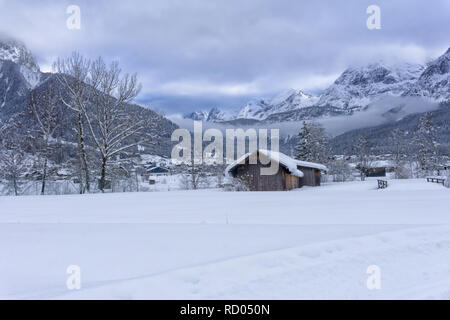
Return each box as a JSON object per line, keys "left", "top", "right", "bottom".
{"left": 1, "top": 0, "right": 449, "bottom": 114}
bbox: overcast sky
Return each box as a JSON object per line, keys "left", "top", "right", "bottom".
{"left": 0, "top": 0, "right": 449, "bottom": 114}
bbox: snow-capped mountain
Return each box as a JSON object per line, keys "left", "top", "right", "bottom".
{"left": 270, "top": 89, "right": 318, "bottom": 110}
{"left": 206, "top": 107, "right": 234, "bottom": 122}
{"left": 183, "top": 61, "right": 439, "bottom": 123}
{"left": 184, "top": 107, "right": 234, "bottom": 122}
{"left": 0, "top": 38, "right": 44, "bottom": 112}
{"left": 185, "top": 89, "right": 319, "bottom": 122}
{"left": 235, "top": 89, "right": 319, "bottom": 120}
{"left": 405, "top": 47, "right": 450, "bottom": 101}
{"left": 184, "top": 110, "right": 210, "bottom": 121}
{"left": 183, "top": 47, "right": 450, "bottom": 124}
{"left": 0, "top": 39, "right": 41, "bottom": 88}
{"left": 235, "top": 99, "right": 271, "bottom": 120}
{"left": 0, "top": 39, "right": 39, "bottom": 72}
{"left": 317, "top": 62, "right": 424, "bottom": 111}
{"left": 0, "top": 59, "right": 29, "bottom": 110}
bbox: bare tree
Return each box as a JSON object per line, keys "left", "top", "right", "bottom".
{"left": 0, "top": 114, "right": 25, "bottom": 195}
{"left": 0, "top": 114, "right": 19, "bottom": 143}
{"left": 329, "top": 158, "right": 353, "bottom": 182}
{"left": 355, "top": 135, "right": 371, "bottom": 181}
{"left": 0, "top": 145, "right": 26, "bottom": 196}
{"left": 190, "top": 158, "right": 203, "bottom": 190}
{"left": 178, "top": 156, "right": 208, "bottom": 190}
{"left": 0, "top": 119, "right": 8, "bottom": 138}
{"left": 29, "top": 88, "right": 60, "bottom": 195}
{"left": 53, "top": 52, "right": 92, "bottom": 193}
{"left": 389, "top": 128, "right": 408, "bottom": 179}
{"left": 84, "top": 57, "right": 144, "bottom": 192}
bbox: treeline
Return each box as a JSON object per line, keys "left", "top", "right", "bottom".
{"left": 294, "top": 112, "right": 445, "bottom": 182}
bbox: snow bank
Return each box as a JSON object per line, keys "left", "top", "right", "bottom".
{"left": 1, "top": 179, "right": 450, "bottom": 299}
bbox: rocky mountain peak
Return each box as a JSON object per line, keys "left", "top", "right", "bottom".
{"left": 406, "top": 46, "right": 450, "bottom": 101}
{"left": 0, "top": 38, "right": 40, "bottom": 72}
{"left": 317, "top": 61, "right": 424, "bottom": 110}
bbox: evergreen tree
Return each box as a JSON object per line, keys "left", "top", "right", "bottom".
{"left": 295, "top": 121, "right": 330, "bottom": 164}
{"left": 414, "top": 113, "right": 437, "bottom": 176}
{"left": 309, "top": 122, "right": 331, "bottom": 164}
{"left": 295, "top": 121, "right": 312, "bottom": 161}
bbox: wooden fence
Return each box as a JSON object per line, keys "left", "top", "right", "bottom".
{"left": 426, "top": 177, "right": 446, "bottom": 186}
{"left": 377, "top": 179, "right": 388, "bottom": 189}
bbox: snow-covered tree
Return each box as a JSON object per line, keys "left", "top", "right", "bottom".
{"left": 53, "top": 52, "right": 92, "bottom": 193}
{"left": 0, "top": 145, "right": 27, "bottom": 196}
{"left": 0, "top": 114, "right": 27, "bottom": 195}
{"left": 0, "top": 119, "right": 8, "bottom": 140}
{"left": 29, "top": 87, "right": 60, "bottom": 195}
{"left": 389, "top": 128, "right": 408, "bottom": 179}
{"left": 189, "top": 157, "right": 208, "bottom": 190}
{"left": 328, "top": 158, "right": 353, "bottom": 182}
{"left": 414, "top": 113, "right": 438, "bottom": 176}
{"left": 295, "top": 121, "right": 330, "bottom": 164}
{"left": 355, "top": 135, "right": 370, "bottom": 181}
{"left": 84, "top": 57, "right": 146, "bottom": 192}
{"left": 295, "top": 121, "right": 312, "bottom": 161}
{"left": 0, "top": 114, "right": 19, "bottom": 144}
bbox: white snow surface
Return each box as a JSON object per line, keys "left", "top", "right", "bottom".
{"left": 1, "top": 179, "right": 450, "bottom": 299}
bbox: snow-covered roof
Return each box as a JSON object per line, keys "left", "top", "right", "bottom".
{"left": 295, "top": 159, "right": 328, "bottom": 171}
{"left": 147, "top": 166, "right": 169, "bottom": 173}
{"left": 258, "top": 150, "right": 304, "bottom": 177}
{"left": 225, "top": 149, "right": 327, "bottom": 178}
{"left": 369, "top": 160, "right": 395, "bottom": 168}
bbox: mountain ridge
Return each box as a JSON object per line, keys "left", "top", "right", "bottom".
{"left": 184, "top": 47, "right": 450, "bottom": 124}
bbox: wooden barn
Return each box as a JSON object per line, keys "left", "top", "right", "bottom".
{"left": 225, "top": 150, "right": 327, "bottom": 191}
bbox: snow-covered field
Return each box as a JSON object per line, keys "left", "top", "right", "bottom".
{"left": 1, "top": 179, "right": 450, "bottom": 299}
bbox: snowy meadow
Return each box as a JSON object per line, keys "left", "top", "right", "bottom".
{"left": 1, "top": 178, "right": 450, "bottom": 299}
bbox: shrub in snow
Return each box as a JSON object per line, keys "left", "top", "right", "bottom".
{"left": 223, "top": 178, "right": 249, "bottom": 192}
{"left": 178, "top": 174, "right": 192, "bottom": 190}
{"left": 395, "top": 163, "right": 411, "bottom": 179}
{"left": 328, "top": 159, "right": 354, "bottom": 182}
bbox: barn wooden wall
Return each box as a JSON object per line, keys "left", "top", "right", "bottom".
{"left": 282, "top": 171, "right": 300, "bottom": 190}
{"left": 234, "top": 163, "right": 287, "bottom": 191}
{"left": 298, "top": 167, "right": 321, "bottom": 186}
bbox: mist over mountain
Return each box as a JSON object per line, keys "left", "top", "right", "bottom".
{"left": 183, "top": 48, "right": 449, "bottom": 126}
{"left": 180, "top": 46, "right": 450, "bottom": 155}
